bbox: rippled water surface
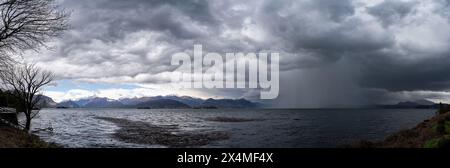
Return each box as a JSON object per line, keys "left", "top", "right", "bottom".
{"left": 30, "top": 108, "right": 435, "bottom": 148}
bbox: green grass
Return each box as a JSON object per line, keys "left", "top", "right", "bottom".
{"left": 431, "top": 121, "right": 450, "bottom": 134}
{"left": 423, "top": 135, "right": 450, "bottom": 148}
{"left": 426, "top": 120, "right": 450, "bottom": 148}
{"left": 0, "top": 127, "right": 61, "bottom": 148}
{"left": 446, "top": 121, "right": 450, "bottom": 133}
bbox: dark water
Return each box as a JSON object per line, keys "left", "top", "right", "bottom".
{"left": 29, "top": 108, "right": 435, "bottom": 148}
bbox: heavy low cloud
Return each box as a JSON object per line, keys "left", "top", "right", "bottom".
{"left": 21, "top": 0, "right": 450, "bottom": 107}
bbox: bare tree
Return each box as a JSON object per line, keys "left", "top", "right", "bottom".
{"left": 0, "top": 0, "right": 69, "bottom": 64}
{"left": 0, "top": 63, "right": 53, "bottom": 131}
{"left": 0, "top": 52, "right": 14, "bottom": 92}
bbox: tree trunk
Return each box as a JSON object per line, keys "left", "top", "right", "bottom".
{"left": 23, "top": 105, "right": 34, "bottom": 132}
{"left": 25, "top": 115, "right": 32, "bottom": 132}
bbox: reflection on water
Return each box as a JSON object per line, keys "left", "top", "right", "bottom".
{"left": 30, "top": 108, "right": 435, "bottom": 148}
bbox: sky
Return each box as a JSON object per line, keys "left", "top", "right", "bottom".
{"left": 18, "top": 0, "right": 450, "bottom": 108}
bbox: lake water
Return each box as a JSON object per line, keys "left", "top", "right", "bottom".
{"left": 29, "top": 108, "right": 436, "bottom": 148}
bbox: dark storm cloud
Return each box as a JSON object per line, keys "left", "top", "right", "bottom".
{"left": 359, "top": 52, "right": 450, "bottom": 92}
{"left": 311, "top": 0, "right": 355, "bottom": 22}
{"left": 256, "top": 0, "right": 396, "bottom": 69}
{"left": 28, "top": 0, "right": 450, "bottom": 106}
{"left": 367, "top": 0, "right": 417, "bottom": 27}
{"left": 65, "top": 0, "right": 216, "bottom": 36}
{"left": 40, "top": 0, "right": 220, "bottom": 80}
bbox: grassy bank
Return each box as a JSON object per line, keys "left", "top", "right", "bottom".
{"left": 0, "top": 127, "right": 59, "bottom": 148}
{"left": 351, "top": 111, "right": 450, "bottom": 148}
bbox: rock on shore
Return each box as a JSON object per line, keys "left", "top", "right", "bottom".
{"left": 96, "top": 117, "right": 230, "bottom": 148}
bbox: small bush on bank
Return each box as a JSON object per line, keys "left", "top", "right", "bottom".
{"left": 423, "top": 135, "right": 450, "bottom": 148}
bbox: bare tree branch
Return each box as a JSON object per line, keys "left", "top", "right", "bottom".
{"left": 0, "top": 0, "right": 69, "bottom": 66}
{"left": 0, "top": 63, "right": 54, "bottom": 131}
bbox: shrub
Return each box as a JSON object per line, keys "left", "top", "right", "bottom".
{"left": 435, "top": 120, "right": 446, "bottom": 135}
{"left": 423, "top": 136, "right": 450, "bottom": 148}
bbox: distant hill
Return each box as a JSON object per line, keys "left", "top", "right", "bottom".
{"left": 119, "top": 97, "right": 154, "bottom": 106}
{"left": 135, "top": 99, "right": 191, "bottom": 109}
{"left": 378, "top": 99, "right": 441, "bottom": 109}
{"left": 201, "top": 98, "right": 258, "bottom": 108}
{"left": 117, "top": 96, "right": 257, "bottom": 109}
{"left": 56, "top": 100, "right": 80, "bottom": 108}
{"left": 414, "top": 99, "right": 435, "bottom": 106}
{"left": 41, "top": 95, "right": 261, "bottom": 109}
{"left": 37, "top": 95, "right": 57, "bottom": 108}
{"left": 1, "top": 92, "right": 57, "bottom": 108}
{"left": 161, "top": 96, "right": 204, "bottom": 107}
{"left": 72, "top": 98, "right": 92, "bottom": 107}
{"left": 119, "top": 96, "right": 204, "bottom": 107}
{"left": 83, "top": 97, "right": 124, "bottom": 108}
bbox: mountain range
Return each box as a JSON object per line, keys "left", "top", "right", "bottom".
{"left": 377, "top": 99, "right": 443, "bottom": 109}
{"left": 47, "top": 95, "right": 260, "bottom": 109}
{"left": 136, "top": 99, "right": 191, "bottom": 109}
{"left": 26, "top": 95, "right": 449, "bottom": 110}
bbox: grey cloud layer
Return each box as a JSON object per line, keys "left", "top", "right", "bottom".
{"left": 28, "top": 0, "right": 450, "bottom": 106}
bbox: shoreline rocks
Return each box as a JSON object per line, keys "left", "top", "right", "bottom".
{"left": 96, "top": 117, "right": 230, "bottom": 148}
